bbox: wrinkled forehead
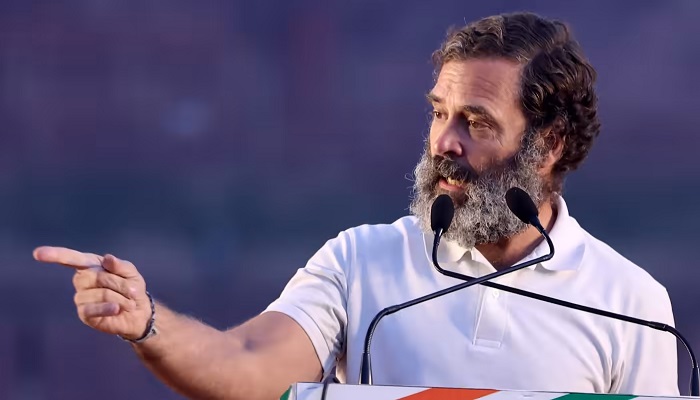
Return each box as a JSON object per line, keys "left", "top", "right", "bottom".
{"left": 430, "top": 59, "right": 523, "bottom": 107}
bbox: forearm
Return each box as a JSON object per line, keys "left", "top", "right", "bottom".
{"left": 131, "top": 303, "right": 274, "bottom": 400}
{"left": 31, "top": 248, "right": 319, "bottom": 399}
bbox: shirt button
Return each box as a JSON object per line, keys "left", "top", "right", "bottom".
{"left": 492, "top": 290, "right": 500, "bottom": 299}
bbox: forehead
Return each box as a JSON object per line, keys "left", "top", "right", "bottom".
{"left": 430, "top": 59, "right": 522, "bottom": 111}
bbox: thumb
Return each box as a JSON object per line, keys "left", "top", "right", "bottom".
{"left": 101, "top": 254, "right": 141, "bottom": 280}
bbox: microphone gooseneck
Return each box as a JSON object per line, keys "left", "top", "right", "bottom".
{"left": 358, "top": 190, "right": 555, "bottom": 385}
{"left": 430, "top": 188, "right": 699, "bottom": 396}
{"left": 431, "top": 187, "right": 554, "bottom": 283}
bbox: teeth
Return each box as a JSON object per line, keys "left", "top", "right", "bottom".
{"left": 446, "top": 177, "right": 465, "bottom": 186}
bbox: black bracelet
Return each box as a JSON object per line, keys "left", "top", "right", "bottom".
{"left": 119, "top": 291, "right": 158, "bottom": 344}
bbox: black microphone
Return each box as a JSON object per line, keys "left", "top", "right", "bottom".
{"left": 430, "top": 188, "right": 552, "bottom": 283}
{"left": 358, "top": 191, "right": 555, "bottom": 385}
{"left": 430, "top": 188, "right": 699, "bottom": 396}
{"left": 505, "top": 186, "right": 540, "bottom": 227}
{"left": 431, "top": 194, "right": 455, "bottom": 237}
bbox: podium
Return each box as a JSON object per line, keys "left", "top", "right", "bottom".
{"left": 281, "top": 383, "right": 687, "bottom": 400}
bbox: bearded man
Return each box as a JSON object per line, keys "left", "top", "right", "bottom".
{"left": 34, "top": 12, "right": 679, "bottom": 399}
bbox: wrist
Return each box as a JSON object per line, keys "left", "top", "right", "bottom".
{"left": 119, "top": 291, "right": 158, "bottom": 344}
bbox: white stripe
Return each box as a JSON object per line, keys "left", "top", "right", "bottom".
{"left": 478, "top": 390, "right": 567, "bottom": 400}
{"left": 292, "top": 383, "right": 425, "bottom": 400}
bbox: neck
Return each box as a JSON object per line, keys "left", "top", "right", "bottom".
{"left": 475, "top": 196, "right": 558, "bottom": 270}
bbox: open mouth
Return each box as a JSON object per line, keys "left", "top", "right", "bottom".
{"left": 445, "top": 177, "right": 467, "bottom": 187}
{"left": 438, "top": 176, "right": 468, "bottom": 192}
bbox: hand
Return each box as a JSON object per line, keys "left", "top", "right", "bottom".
{"left": 33, "top": 246, "right": 153, "bottom": 340}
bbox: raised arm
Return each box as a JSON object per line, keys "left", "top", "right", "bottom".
{"left": 34, "top": 246, "right": 322, "bottom": 400}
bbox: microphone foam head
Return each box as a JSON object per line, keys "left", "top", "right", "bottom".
{"left": 505, "top": 187, "right": 539, "bottom": 225}
{"left": 430, "top": 194, "right": 455, "bottom": 233}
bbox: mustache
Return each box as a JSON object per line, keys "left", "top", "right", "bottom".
{"left": 431, "top": 156, "right": 479, "bottom": 182}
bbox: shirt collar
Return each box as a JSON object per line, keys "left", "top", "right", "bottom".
{"left": 421, "top": 195, "right": 586, "bottom": 272}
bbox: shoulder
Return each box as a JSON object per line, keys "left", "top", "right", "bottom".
{"left": 553, "top": 197, "right": 666, "bottom": 298}
{"left": 576, "top": 221, "right": 672, "bottom": 322}
{"left": 314, "top": 216, "right": 422, "bottom": 266}
{"left": 582, "top": 227, "right": 666, "bottom": 293}
{"left": 343, "top": 215, "right": 421, "bottom": 244}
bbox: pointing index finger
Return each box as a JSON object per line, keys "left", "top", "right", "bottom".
{"left": 33, "top": 246, "right": 104, "bottom": 270}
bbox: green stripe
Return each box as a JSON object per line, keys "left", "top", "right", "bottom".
{"left": 555, "top": 394, "right": 636, "bottom": 400}
{"left": 279, "top": 386, "right": 291, "bottom": 400}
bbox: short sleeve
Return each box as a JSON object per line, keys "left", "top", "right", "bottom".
{"left": 264, "top": 230, "right": 351, "bottom": 374}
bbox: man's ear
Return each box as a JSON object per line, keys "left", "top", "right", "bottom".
{"left": 537, "top": 119, "right": 565, "bottom": 175}
{"left": 543, "top": 133, "right": 564, "bottom": 172}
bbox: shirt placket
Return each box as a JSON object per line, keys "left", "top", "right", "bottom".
{"left": 472, "top": 263, "right": 516, "bottom": 348}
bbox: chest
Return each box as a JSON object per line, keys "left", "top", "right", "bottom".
{"left": 341, "top": 260, "right": 615, "bottom": 392}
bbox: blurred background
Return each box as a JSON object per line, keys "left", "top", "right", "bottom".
{"left": 0, "top": 0, "right": 699, "bottom": 398}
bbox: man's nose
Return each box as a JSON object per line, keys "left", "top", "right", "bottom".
{"left": 431, "top": 122, "right": 465, "bottom": 159}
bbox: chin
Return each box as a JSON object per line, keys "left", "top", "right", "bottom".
{"left": 433, "top": 187, "right": 468, "bottom": 206}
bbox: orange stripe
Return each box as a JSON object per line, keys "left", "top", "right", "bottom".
{"left": 398, "top": 388, "right": 498, "bottom": 400}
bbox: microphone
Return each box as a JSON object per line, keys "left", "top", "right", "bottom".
{"left": 505, "top": 187, "right": 540, "bottom": 227}
{"left": 430, "top": 188, "right": 553, "bottom": 283}
{"left": 431, "top": 194, "right": 455, "bottom": 238}
{"left": 430, "top": 188, "right": 699, "bottom": 396}
{"left": 358, "top": 191, "right": 555, "bottom": 385}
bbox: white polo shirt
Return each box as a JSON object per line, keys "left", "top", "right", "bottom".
{"left": 265, "top": 197, "right": 679, "bottom": 395}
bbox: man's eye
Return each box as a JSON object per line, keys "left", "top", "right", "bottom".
{"left": 468, "top": 119, "right": 488, "bottom": 130}
{"left": 432, "top": 110, "right": 444, "bottom": 119}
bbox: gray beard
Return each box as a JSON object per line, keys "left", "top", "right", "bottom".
{"left": 409, "top": 135, "right": 548, "bottom": 248}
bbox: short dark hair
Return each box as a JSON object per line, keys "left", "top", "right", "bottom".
{"left": 432, "top": 12, "right": 601, "bottom": 192}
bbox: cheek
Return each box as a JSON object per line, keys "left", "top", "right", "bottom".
{"left": 464, "top": 142, "right": 509, "bottom": 170}
{"left": 476, "top": 134, "right": 523, "bottom": 165}
{"left": 427, "top": 123, "right": 440, "bottom": 149}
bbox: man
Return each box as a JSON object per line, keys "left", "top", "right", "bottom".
{"left": 34, "top": 12, "right": 679, "bottom": 399}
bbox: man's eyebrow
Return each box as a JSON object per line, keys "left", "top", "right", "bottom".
{"left": 426, "top": 92, "right": 441, "bottom": 104}
{"left": 426, "top": 93, "right": 503, "bottom": 133}
{"left": 463, "top": 105, "right": 502, "bottom": 132}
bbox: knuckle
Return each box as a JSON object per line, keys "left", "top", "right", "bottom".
{"left": 71, "top": 272, "right": 81, "bottom": 288}
{"left": 73, "top": 270, "right": 96, "bottom": 289}
{"left": 88, "top": 266, "right": 103, "bottom": 275}
{"left": 95, "top": 271, "right": 113, "bottom": 288}
{"left": 97, "top": 271, "right": 131, "bottom": 296}
{"left": 98, "top": 289, "right": 111, "bottom": 303}
{"left": 119, "top": 280, "right": 132, "bottom": 297}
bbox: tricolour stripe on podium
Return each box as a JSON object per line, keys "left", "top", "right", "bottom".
{"left": 398, "top": 388, "right": 641, "bottom": 400}
{"left": 281, "top": 383, "right": 677, "bottom": 400}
